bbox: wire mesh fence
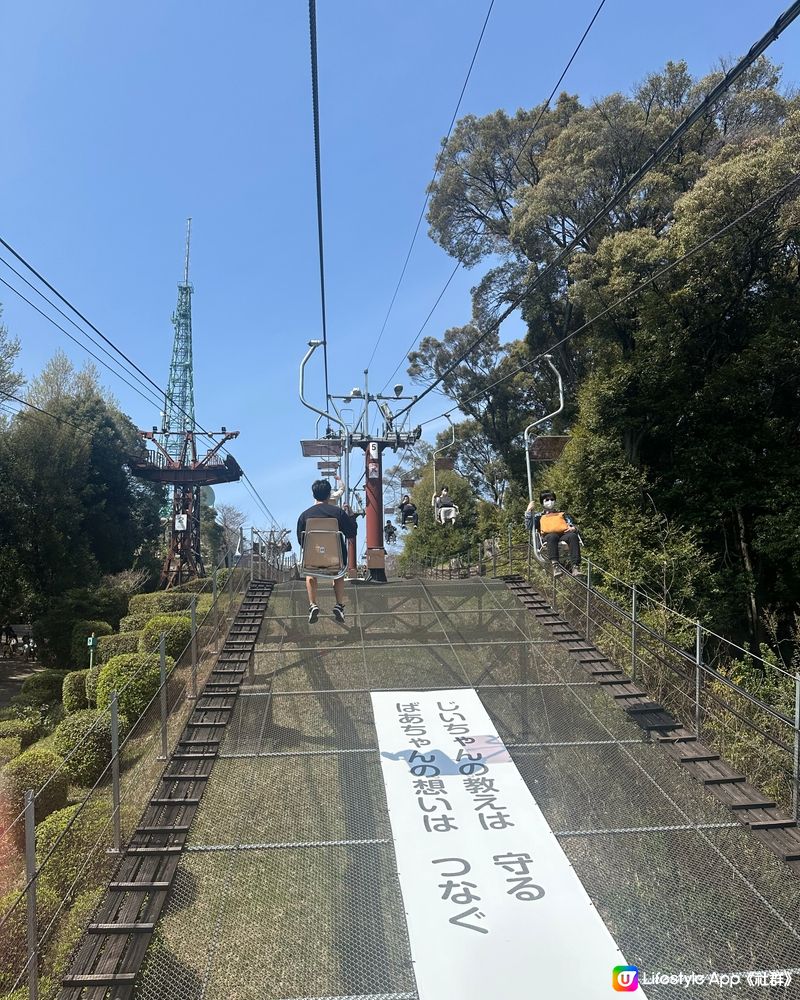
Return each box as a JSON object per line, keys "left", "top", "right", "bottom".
{"left": 131, "top": 577, "right": 800, "bottom": 1000}
{"left": 0, "top": 536, "right": 285, "bottom": 999}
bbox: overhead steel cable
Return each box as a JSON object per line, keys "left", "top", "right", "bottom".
{"left": 377, "top": 0, "right": 608, "bottom": 393}
{"left": 0, "top": 246, "right": 286, "bottom": 532}
{"left": 366, "top": 0, "right": 496, "bottom": 372}
{"left": 309, "top": 0, "right": 331, "bottom": 406}
{"left": 392, "top": 0, "right": 800, "bottom": 421}
{"left": 415, "top": 172, "right": 800, "bottom": 428}
{"left": 0, "top": 274, "right": 167, "bottom": 413}
{"left": 0, "top": 258, "right": 167, "bottom": 411}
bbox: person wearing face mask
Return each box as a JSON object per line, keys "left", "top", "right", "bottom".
{"left": 524, "top": 490, "right": 581, "bottom": 575}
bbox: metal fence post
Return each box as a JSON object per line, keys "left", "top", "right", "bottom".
{"left": 111, "top": 691, "right": 121, "bottom": 853}
{"left": 794, "top": 673, "right": 800, "bottom": 822}
{"left": 631, "top": 584, "right": 638, "bottom": 682}
{"left": 492, "top": 539, "right": 498, "bottom": 577}
{"left": 585, "top": 558, "right": 592, "bottom": 641}
{"left": 507, "top": 523, "right": 513, "bottom": 574}
{"left": 212, "top": 567, "right": 219, "bottom": 652}
{"left": 695, "top": 622, "right": 703, "bottom": 737}
{"left": 249, "top": 526, "right": 254, "bottom": 582}
{"left": 190, "top": 595, "right": 197, "bottom": 700}
{"left": 159, "top": 633, "right": 168, "bottom": 759}
{"left": 478, "top": 543, "right": 483, "bottom": 577}
{"left": 25, "top": 788, "right": 38, "bottom": 1000}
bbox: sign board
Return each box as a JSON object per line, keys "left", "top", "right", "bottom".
{"left": 371, "top": 688, "right": 646, "bottom": 999}
{"left": 86, "top": 636, "right": 98, "bottom": 649}
{"left": 529, "top": 435, "right": 570, "bottom": 461}
{"left": 174, "top": 514, "right": 188, "bottom": 532}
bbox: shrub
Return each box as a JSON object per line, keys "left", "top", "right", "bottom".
{"left": 1, "top": 747, "right": 68, "bottom": 827}
{"left": 70, "top": 620, "right": 113, "bottom": 669}
{"left": 0, "top": 736, "right": 21, "bottom": 765}
{"left": 119, "top": 610, "right": 151, "bottom": 632}
{"left": 95, "top": 630, "right": 141, "bottom": 665}
{"left": 0, "top": 885, "right": 59, "bottom": 992}
{"left": 0, "top": 716, "right": 41, "bottom": 748}
{"left": 62, "top": 671, "right": 89, "bottom": 714}
{"left": 15, "top": 670, "right": 68, "bottom": 709}
{"left": 84, "top": 664, "right": 100, "bottom": 708}
{"left": 52, "top": 710, "right": 124, "bottom": 787}
{"left": 128, "top": 591, "right": 197, "bottom": 615}
{"left": 139, "top": 615, "right": 192, "bottom": 660}
{"left": 35, "top": 799, "right": 114, "bottom": 899}
{"left": 96, "top": 653, "right": 172, "bottom": 722}
{"left": 33, "top": 586, "right": 130, "bottom": 668}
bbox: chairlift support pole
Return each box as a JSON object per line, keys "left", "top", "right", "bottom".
{"left": 524, "top": 355, "right": 564, "bottom": 503}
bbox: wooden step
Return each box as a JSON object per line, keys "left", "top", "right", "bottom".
{"left": 88, "top": 922, "right": 156, "bottom": 933}
{"left": 109, "top": 881, "right": 171, "bottom": 891}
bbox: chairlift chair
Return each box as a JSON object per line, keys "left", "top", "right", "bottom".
{"left": 299, "top": 517, "right": 347, "bottom": 580}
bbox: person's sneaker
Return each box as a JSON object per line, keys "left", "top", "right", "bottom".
{"left": 571, "top": 565, "right": 583, "bottom": 577}
{"left": 552, "top": 563, "right": 564, "bottom": 577}
{"left": 308, "top": 604, "right": 320, "bottom": 624}
{"left": 333, "top": 603, "right": 346, "bottom": 624}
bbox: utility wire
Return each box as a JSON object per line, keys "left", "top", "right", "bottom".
{"left": 366, "top": 0, "right": 496, "bottom": 372}
{"left": 378, "top": 0, "right": 608, "bottom": 393}
{"left": 416, "top": 172, "right": 800, "bottom": 428}
{"left": 309, "top": 0, "right": 331, "bottom": 407}
{"left": 0, "top": 249, "right": 285, "bottom": 532}
{"left": 393, "top": 0, "right": 800, "bottom": 421}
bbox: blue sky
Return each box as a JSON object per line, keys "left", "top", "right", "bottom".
{"left": 1, "top": 0, "right": 799, "bottom": 537}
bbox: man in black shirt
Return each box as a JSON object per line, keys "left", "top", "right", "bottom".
{"left": 297, "top": 479, "right": 358, "bottom": 624}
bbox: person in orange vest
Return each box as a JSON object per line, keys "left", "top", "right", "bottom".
{"left": 525, "top": 490, "right": 581, "bottom": 576}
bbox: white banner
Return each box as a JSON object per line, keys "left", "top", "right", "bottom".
{"left": 371, "top": 688, "right": 647, "bottom": 999}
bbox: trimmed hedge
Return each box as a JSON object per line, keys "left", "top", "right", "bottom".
{"left": 96, "top": 653, "right": 173, "bottom": 721}
{"left": 62, "top": 670, "right": 89, "bottom": 714}
{"left": 139, "top": 614, "right": 192, "bottom": 660}
{"left": 0, "top": 715, "right": 41, "bottom": 748}
{"left": 15, "top": 670, "right": 68, "bottom": 709}
{"left": 172, "top": 567, "right": 233, "bottom": 593}
{"left": 1, "top": 746, "right": 68, "bottom": 827}
{"left": 52, "top": 709, "right": 124, "bottom": 787}
{"left": 0, "top": 736, "right": 21, "bottom": 765}
{"left": 119, "top": 610, "right": 151, "bottom": 632}
{"left": 128, "top": 591, "right": 197, "bottom": 615}
{"left": 70, "top": 620, "right": 113, "bottom": 669}
{"left": 35, "top": 799, "right": 114, "bottom": 899}
{"left": 96, "top": 630, "right": 142, "bottom": 665}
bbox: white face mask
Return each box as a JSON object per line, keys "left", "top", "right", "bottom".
{"left": 543, "top": 499, "right": 556, "bottom": 510}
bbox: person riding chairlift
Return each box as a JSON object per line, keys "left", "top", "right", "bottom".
{"left": 384, "top": 520, "right": 397, "bottom": 544}
{"left": 525, "top": 489, "right": 581, "bottom": 576}
{"left": 433, "top": 486, "right": 459, "bottom": 526}
{"left": 399, "top": 494, "right": 418, "bottom": 528}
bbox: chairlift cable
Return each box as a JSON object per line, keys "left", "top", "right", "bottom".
{"left": 377, "top": 0, "right": 608, "bottom": 393}
{"left": 309, "top": 0, "right": 331, "bottom": 407}
{"left": 393, "top": 0, "right": 800, "bottom": 422}
{"left": 416, "top": 172, "right": 800, "bottom": 428}
{"left": 366, "top": 0, "right": 496, "bottom": 373}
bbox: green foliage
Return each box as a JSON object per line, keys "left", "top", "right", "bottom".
{"left": 400, "top": 467, "right": 479, "bottom": 568}
{"left": 1, "top": 746, "right": 68, "bottom": 827}
{"left": 44, "top": 886, "right": 104, "bottom": 986}
{"left": 139, "top": 614, "right": 192, "bottom": 660}
{"left": 35, "top": 799, "right": 114, "bottom": 900}
{"left": 119, "top": 610, "right": 152, "bottom": 632}
{"left": 70, "top": 619, "right": 113, "bottom": 668}
{"left": 62, "top": 670, "right": 89, "bottom": 714}
{"left": 171, "top": 568, "right": 231, "bottom": 593}
{"left": 0, "top": 885, "right": 58, "bottom": 992}
{"left": 32, "top": 585, "right": 130, "bottom": 668}
{"left": 96, "top": 630, "right": 142, "bottom": 664}
{"left": 96, "top": 652, "right": 171, "bottom": 722}
{"left": 0, "top": 715, "right": 42, "bottom": 748}
{"left": 52, "top": 709, "right": 123, "bottom": 786}
{"left": 0, "top": 736, "right": 22, "bottom": 765}
{"left": 14, "top": 670, "right": 68, "bottom": 709}
{"left": 85, "top": 663, "right": 100, "bottom": 707}
{"left": 128, "top": 591, "right": 199, "bottom": 615}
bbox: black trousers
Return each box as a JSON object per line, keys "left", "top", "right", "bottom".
{"left": 401, "top": 510, "right": 418, "bottom": 526}
{"left": 544, "top": 530, "right": 580, "bottom": 564}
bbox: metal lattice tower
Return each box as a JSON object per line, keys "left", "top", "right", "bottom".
{"left": 162, "top": 218, "right": 195, "bottom": 458}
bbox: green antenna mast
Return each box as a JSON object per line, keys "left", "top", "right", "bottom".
{"left": 163, "top": 218, "right": 195, "bottom": 457}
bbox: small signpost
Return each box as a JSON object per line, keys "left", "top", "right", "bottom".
{"left": 87, "top": 632, "right": 98, "bottom": 672}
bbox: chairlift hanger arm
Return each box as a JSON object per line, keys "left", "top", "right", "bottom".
{"left": 432, "top": 414, "right": 455, "bottom": 495}
{"left": 299, "top": 340, "right": 347, "bottom": 434}
{"left": 525, "top": 355, "right": 564, "bottom": 503}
